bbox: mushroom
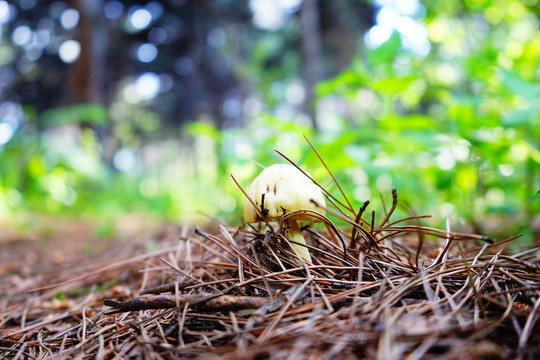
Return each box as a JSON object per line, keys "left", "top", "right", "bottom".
{"left": 243, "top": 164, "right": 326, "bottom": 262}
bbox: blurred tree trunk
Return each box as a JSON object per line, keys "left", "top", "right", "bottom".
{"left": 69, "top": 0, "right": 107, "bottom": 105}
{"left": 68, "top": 0, "right": 114, "bottom": 165}
{"left": 301, "top": 0, "right": 322, "bottom": 130}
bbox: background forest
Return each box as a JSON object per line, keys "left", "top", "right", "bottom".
{"left": 0, "top": 0, "right": 539, "bottom": 244}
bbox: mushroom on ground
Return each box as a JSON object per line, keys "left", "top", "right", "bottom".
{"left": 243, "top": 164, "right": 326, "bottom": 262}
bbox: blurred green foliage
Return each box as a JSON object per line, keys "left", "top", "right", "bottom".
{"left": 0, "top": 0, "right": 539, "bottom": 242}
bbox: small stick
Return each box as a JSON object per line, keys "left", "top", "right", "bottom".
{"left": 104, "top": 294, "right": 270, "bottom": 314}
{"left": 274, "top": 148, "right": 354, "bottom": 215}
{"left": 301, "top": 135, "right": 354, "bottom": 212}
{"left": 378, "top": 188, "right": 398, "bottom": 230}
{"left": 350, "top": 200, "right": 370, "bottom": 250}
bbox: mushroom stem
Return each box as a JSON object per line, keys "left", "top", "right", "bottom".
{"left": 286, "top": 220, "right": 311, "bottom": 262}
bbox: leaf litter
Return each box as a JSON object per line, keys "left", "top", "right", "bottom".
{"left": 1, "top": 144, "right": 539, "bottom": 359}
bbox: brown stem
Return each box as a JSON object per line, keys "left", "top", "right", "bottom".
{"left": 104, "top": 294, "right": 270, "bottom": 314}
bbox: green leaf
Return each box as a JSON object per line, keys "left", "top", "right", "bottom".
{"left": 185, "top": 121, "right": 220, "bottom": 141}
{"left": 500, "top": 69, "right": 540, "bottom": 100}
{"left": 455, "top": 165, "right": 478, "bottom": 193}
{"left": 367, "top": 31, "right": 402, "bottom": 66}
{"left": 315, "top": 69, "right": 368, "bottom": 99}
{"left": 378, "top": 114, "right": 438, "bottom": 131}
{"left": 529, "top": 190, "right": 540, "bottom": 204}
{"left": 370, "top": 74, "right": 417, "bottom": 95}
{"left": 502, "top": 103, "right": 540, "bottom": 126}
{"left": 41, "top": 104, "right": 108, "bottom": 126}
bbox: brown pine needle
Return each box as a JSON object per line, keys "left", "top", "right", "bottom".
{"left": 3, "top": 150, "right": 539, "bottom": 360}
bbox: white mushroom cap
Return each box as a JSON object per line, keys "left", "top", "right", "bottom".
{"left": 243, "top": 164, "right": 326, "bottom": 223}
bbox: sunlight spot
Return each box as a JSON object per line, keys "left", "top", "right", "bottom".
{"left": 34, "top": 28, "right": 51, "bottom": 49}
{"left": 485, "top": 5, "right": 503, "bottom": 24}
{"left": 366, "top": 0, "right": 430, "bottom": 56}
{"left": 274, "top": 104, "right": 294, "bottom": 120}
{"left": 365, "top": 24, "right": 393, "bottom": 48}
{"left": 231, "top": 136, "right": 254, "bottom": 160}
{"left": 270, "top": 81, "right": 286, "bottom": 99}
{"left": 0, "top": 101, "right": 23, "bottom": 127}
{"left": 439, "top": 202, "right": 456, "bottom": 217}
{"left": 486, "top": 188, "right": 505, "bottom": 207}
{"left": 5, "top": 188, "right": 22, "bottom": 207}
{"left": 435, "top": 149, "right": 456, "bottom": 170}
{"left": 499, "top": 164, "right": 514, "bottom": 177}
{"left": 356, "top": 89, "right": 378, "bottom": 110}
{"left": 136, "top": 43, "right": 158, "bottom": 63}
{"left": 505, "top": 40, "right": 523, "bottom": 59}
{"left": 159, "top": 74, "right": 173, "bottom": 93}
{"left": 0, "top": 122, "right": 14, "bottom": 145}
{"left": 373, "top": 152, "right": 391, "bottom": 167}
{"left": 243, "top": 96, "right": 264, "bottom": 116}
{"left": 510, "top": 15, "right": 537, "bottom": 41}
{"left": 104, "top": 1, "right": 123, "bottom": 19}
{"left": 377, "top": 4, "right": 400, "bottom": 26}
{"left": 451, "top": 139, "right": 470, "bottom": 161}
{"left": 510, "top": 143, "right": 528, "bottom": 162}
{"left": 43, "top": 174, "right": 77, "bottom": 206}
{"left": 427, "top": 18, "right": 447, "bottom": 43}
{"left": 60, "top": 8, "right": 79, "bottom": 30}
{"left": 397, "top": 17, "right": 430, "bottom": 55}
{"left": 348, "top": 168, "right": 369, "bottom": 186}
{"left": 130, "top": 8, "right": 152, "bottom": 30}
{"left": 394, "top": 0, "right": 419, "bottom": 16}
{"left": 135, "top": 72, "right": 161, "bottom": 100}
{"left": 353, "top": 186, "right": 372, "bottom": 202}
{"left": 58, "top": 40, "right": 81, "bottom": 63}
{"left": 19, "top": 0, "right": 36, "bottom": 11}
{"left": 12, "top": 25, "right": 32, "bottom": 47}
{"left": 148, "top": 27, "right": 167, "bottom": 45}
{"left": 122, "top": 83, "right": 139, "bottom": 104}
{"left": 285, "top": 81, "right": 305, "bottom": 105}
{"left": 436, "top": 63, "right": 460, "bottom": 85}
{"left": 114, "top": 148, "right": 137, "bottom": 172}
{"left": 218, "top": 194, "right": 237, "bottom": 213}
{"left": 249, "top": 0, "right": 301, "bottom": 31}
{"left": 223, "top": 97, "right": 242, "bottom": 118}
{"left": 376, "top": 174, "right": 393, "bottom": 191}
{"left": 0, "top": 1, "right": 13, "bottom": 24}
{"left": 415, "top": 152, "right": 433, "bottom": 168}
{"left": 145, "top": 2, "right": 163, "bottom": 19}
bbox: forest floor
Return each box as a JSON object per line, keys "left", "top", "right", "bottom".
{"left": 1, "top": 212, "right": 539, "bottom": 359}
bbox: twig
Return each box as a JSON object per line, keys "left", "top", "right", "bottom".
{"left": 104, "top": 294, "right": 270, "bottom": 314}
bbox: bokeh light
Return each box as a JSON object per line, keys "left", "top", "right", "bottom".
{"left": 135, "top": 72, "right": 161, "bottom": 101}
{"left": 58, "top": 39, "right": 81, "bottom": 63}
{"left": 60, "top": 8, "right": 79, "bottom": 30}
{"left": 136, "top": 43, "right": 158, "bottom": 63}
{"left": 104, "top": 1, "right": 123, "bottom": 20}
{"left": 129, "top": 8, "right": 152, "bottom": 30}
{"left": 365, "top": 0, "right": 430, "bottom": 56}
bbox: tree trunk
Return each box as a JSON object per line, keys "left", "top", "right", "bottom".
{"left": 69, "top": 0, "right": 107, "bottom": 105}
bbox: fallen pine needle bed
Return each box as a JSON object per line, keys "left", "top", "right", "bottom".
{"left": 1, "top": 149, "right": 539, "bottom": 359}
{"left": 1, "top": 211, "right": 538, "bottom": 359}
